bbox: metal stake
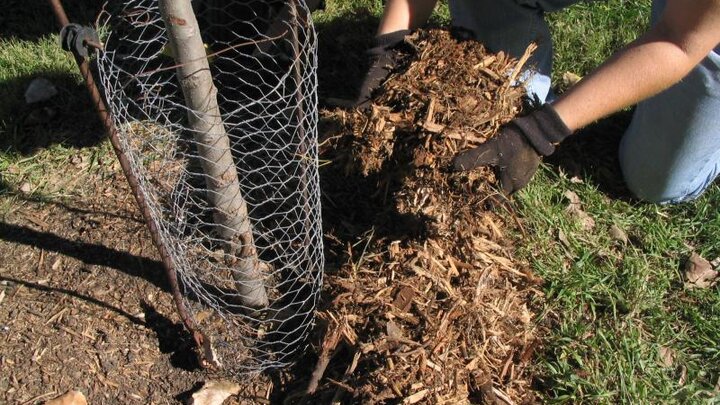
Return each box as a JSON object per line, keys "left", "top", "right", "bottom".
{"left": 47, "top": 0, "right": 213, "bottom": 368}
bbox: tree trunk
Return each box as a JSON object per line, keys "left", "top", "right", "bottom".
{"left": 159, "top": 0, "right": 269, "bottom": 308}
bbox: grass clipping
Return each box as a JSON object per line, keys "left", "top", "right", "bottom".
{"left": 313, "top": 30, "right": 543, "bottom": 404}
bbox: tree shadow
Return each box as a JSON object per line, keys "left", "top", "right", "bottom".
{"left": 141, "top": 301, "right": 200, "bottom": 371}
{"left": 0, "top": 0, "right": 101, "bottom": 41}
{"left": 0, "top": 222, "right": 168, "bottom": 291}
{"left": 0, "top": 275, "right": 146, "bottom": 326}
{"left": 0, "top": 72, "right": 105, "bottom": 155}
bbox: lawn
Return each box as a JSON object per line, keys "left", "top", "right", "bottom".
{"left": 1, "top": 0, "right": 719, "bottom": 403}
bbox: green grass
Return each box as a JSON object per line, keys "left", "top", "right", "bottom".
{"left": 1, "top": 0, "right": 718, "bottom": 403}
{"left": 0, "top": 3, "right": 108, "bottom": 216}
{"left": 521, "top": 2, "right": 720, "bottom": 403}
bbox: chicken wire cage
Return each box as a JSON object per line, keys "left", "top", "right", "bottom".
{"left": 94, "top": 0, "right": 323, "bottom": 373}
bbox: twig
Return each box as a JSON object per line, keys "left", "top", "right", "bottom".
{"left": 306, "top": 322, "right": 344, "bottom": 394}
{"left": 131, "top": 31, "right": 288, "bottom": 79}
{"left": 330, "top": 350, "right": 361, "bottom": 403}
{"left": 505, "top": 42, "right": 537, "bottom": 90}
{"left": 492, "top": 387, "right": 517, "bottom": 405}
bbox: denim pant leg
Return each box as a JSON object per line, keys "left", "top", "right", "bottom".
{"left": 619, "top": 0, "right": 720, "bottom": 203}
{"left": 448, "top": 0, "right": 579, "bottom": 102}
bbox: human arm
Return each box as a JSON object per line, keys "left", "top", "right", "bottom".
{"left": 377, "top": 0, "right": 438, "bottom": 35}
{"left": 453, "top": 0, "right": 720, "bottom": 193}
{"left": 327, "top": 0, "right": 438, "bottom": 107}
{"left": 553, "top": 0, "right": 720, "bottom": 130}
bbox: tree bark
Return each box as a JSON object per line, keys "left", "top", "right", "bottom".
{"left": 159, "top": 0, "right": 269, "bottom": 308}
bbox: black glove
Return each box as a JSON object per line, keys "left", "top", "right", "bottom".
{"left": 327, "top": 29, "right": 410, "bottom": 109}
{"left": 451, "top": 104, "right": 572, "bottom": 194}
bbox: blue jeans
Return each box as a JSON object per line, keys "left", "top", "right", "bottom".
{"left": 449, "top": 0, "right": 720, "bottom": 203}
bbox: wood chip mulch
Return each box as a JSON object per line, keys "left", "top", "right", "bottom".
{"left": 306, "top": 29, "right": 545, "bottom": 404}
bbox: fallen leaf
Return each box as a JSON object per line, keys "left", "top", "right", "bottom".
{"left": 45, "top": 390, "right": 87, "bottom": 405}
{"left": 684, "top": 252, "right": 719, "bottom": 289}
{"left": 562, "top": 71, "right": 582, "bottom": 87}
{"left": 609, "top": 225, "right": 628, "bottom": 244}
{"left": 199, "top": 336, "right": 222, "bottom": 370}
{"left": 678, "top": 365, "right": 687, "bottom": 386}
{"left": 659, "top": 346, "right": 675, "bottom": 368}
{"left": 563, "top": 190, "right": 581, "bottom": 206}
{"left": 573, "top": 209, "right": 595, "bottom": 231}
{"left": 188, "top": 380, "right": 241, "bottom": 405}
{"left": 564, "top": 190, "right": 595, "bottom": 231}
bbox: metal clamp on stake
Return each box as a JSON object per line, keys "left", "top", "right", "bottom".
{"left": 60, "top": 23, "right": 101, "bottom": 59}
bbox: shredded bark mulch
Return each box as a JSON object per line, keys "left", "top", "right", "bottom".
{"left": 305, "top": 29, "right": 544, "bottom": 404}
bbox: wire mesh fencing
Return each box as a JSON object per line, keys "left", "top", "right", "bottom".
{"left": 94, "top": 0, "right": 323, "bottom": 374}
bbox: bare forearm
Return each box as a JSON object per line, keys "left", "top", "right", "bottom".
{"left": 552, "top": 0, "right": 720, "bottom": 131}
{"left": 552, "top": 35, "right": 696, "bottom": 130}
{"left": 377, "top": 0, "right": 437, "bottom": 34}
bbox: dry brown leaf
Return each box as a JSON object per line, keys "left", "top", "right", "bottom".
{"left": 188, "top": 380, "right": 241, "bottom": 405}
{"left": 563, "top": 190, "right": 581, "bottom": 206}
{"left": 684, "top": 252, "right": 719, "bottom": 289}
{"left": 562, "top": 71, "right": 583, "bottom": 87}
{"left": 659, "top": 346, "right": 675, "bottom": 368}
{"left": 45, "top": 391, "right": 87, "bottom": 405}
{"left": 609, "top": 225, "right": 628, "bottom": 244}
{"left": 679, "top": 365, "right": 688, "bottom": 386}
{"left": 564, "top": 190, "right": 595, "bottom": 231}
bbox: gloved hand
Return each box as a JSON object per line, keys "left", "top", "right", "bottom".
{"left": 451, "top": 104, "right": 572, "bottom": 194}
{"left": 327, "top": 29, "right": 411, "bottom": 109}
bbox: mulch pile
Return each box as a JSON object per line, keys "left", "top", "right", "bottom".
{"left": 307, "top": 29, "right": 545, "bottom": 404}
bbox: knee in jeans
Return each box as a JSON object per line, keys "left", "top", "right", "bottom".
{"left": 620, "top": 163, "right": 705, "bottom": 205}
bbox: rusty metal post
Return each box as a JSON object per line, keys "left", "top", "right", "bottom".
{"left": 47, "top": 0, "right": 213, "bottom": 368}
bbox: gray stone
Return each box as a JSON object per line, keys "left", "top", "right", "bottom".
{"left": 24, "top": 78, "right": 58, "bottom": 104}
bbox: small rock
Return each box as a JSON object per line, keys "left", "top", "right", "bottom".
{"left": 25, "top": 78, "right": 58, "bottom": 104}
{"left": 19, "top": 182, "right": 32, "bottom": 194}
{"left": 386, "top": 320, "right": 404, "bottom": 341}
{"left": 563, "top": 190, "right": 581, "bottom": 206}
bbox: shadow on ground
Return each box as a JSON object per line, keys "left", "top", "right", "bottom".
{"left": 548, "top": 110, "right": 636, "bottom": 200}
{"left": 0, "top": 72, "right": 104, "bottom": 155}
{"left": 314, "top": 9, "right": 380, "bottom": 103}
{"left": 0, "top": 0, "right": 101, "bottom": 41}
